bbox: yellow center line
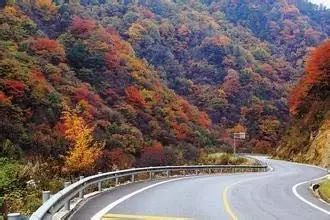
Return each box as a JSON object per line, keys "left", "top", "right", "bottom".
{"left": 223, "top": 186, "right": 238, "bottom": 220}
{"left": 102, "top": 213, "right": 191, "bottom": 220}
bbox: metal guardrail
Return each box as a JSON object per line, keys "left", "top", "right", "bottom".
{"left": 29, "top": 164, "right": 268, "bottom": 220}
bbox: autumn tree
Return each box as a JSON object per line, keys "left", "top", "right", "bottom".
{"left": 108, "top": 148, "right": 133, "bottom": 170}
{"left": 1, "top": 79, "right": 26, "bottom": 98}
{"left": 125, "top": 86, "right": 146, "bottom": 108}
{"left": 34, "top": 0, "right": 57, "bottom": 14}
{"left": 289, "top": 40, "right": 330, "bottom": 115}
{"left": 222, "top": 69, "right": 241, "bottom": 96}
{"left": 104, "top": 51, "right": 121, "bottom": 69}
{"left": 62, "top": 109, "right": 102, "bottom": 175}
{"left": 70, "top": 16, "right": 96, "bottom": 37}
{"left": 29, "top": 38, "right": 65, "bottom": 64}
{"left": 0, "top": 91, "right": 10, "bottom": 105}
{"left": 229, "top": 123, "right": 247, "bottom": 133}
{"left": 138, "top": 142, "right": 165, "bottom": 167}
{"left": 128, "top": 23, "right": 146, "bottom": 43}
{"left": 197, "top": 112, "right": 211, "bottom": 129}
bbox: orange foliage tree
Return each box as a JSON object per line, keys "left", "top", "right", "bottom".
{"left": 29, "top": 38, "right": 65, "bottom": 63}
{"left": 62, "top": 109, "right": 102, "bottom": 175}
{"left": 289, "top": 40, "right": 330, "bottom": 115}
{"left": 34, "top": 0, "right": 57, "bottom": 13}
{"left": 0, "top": 91, "right": 10, "bottom": 105}
{"left": 125, "top": 86, "right": 146, "bottom": 108}
{"left": 197, "top": 112, "right": 211, "bottom": 129}
{"left": 171, "top": 122, "right": 189, "bottom": 140}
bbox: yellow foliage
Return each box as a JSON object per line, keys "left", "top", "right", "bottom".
{"left": 3, "top": 6, "right": 17, "bottom": 15}
{"left": 128, "top": 23, "right": 146, "bottom": 42}
{"left": 62, "top": 109, "right": 102, "bottom": 175}
{"left": 259, "top": 119, "right": 280, "bottom": 135}
{"left": 230, "top": 123, "right": 247, "bottom": 133}
{"left": 35, "top": 0, "right": 57, "bottom": 13}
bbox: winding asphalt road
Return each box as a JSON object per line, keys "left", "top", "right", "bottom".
{"left": 70, "top": 157, "right": 330, "bottom": 220}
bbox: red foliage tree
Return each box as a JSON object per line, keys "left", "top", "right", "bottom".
{"left": 138, "top": 142, "right": 165, "bottom": 167}
{"left": 29, "top": 38, "right": 65, "bottom": 62}
{"left": 107, "top": 148, "right": 133, "bottom": 170}
{"left": 104, "top": 51, "right": 121, "bottom": 69}
{"left": 179, "top": 99, "right": 194, "bottom": 119}
{"left": 74, "top": 85, "right": 102, "bottom": 106}
{"left": 222, "top": 69, "right": 240, "bottom": 96}
{"left": 171, "top": 122, "right": 188, "bottom": 140}
{"left": 289, "top": 40, "right": 330, "bottom": 114}
{"left": 125, "top": 86, "right": 146, "bottom": 108}
{"left": 70, "top": 16, "right": 96, "bottom": 37}
{"left": 1, "top": 79, "right": 26, "bottom": 97}
{"left": 31, "top": 69, "right": 46, "bottom": 82}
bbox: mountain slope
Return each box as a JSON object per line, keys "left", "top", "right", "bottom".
{"left": 58, "top": 0, "right": 329, "bottom": 152}
{"left": 0, "top": 4, "right": 215, "bottom": 169}
{"left": 0, "top": 0, "right": 328, "bottom": 162}
{"left": 276, "top": 39, "right": 330, "bottom": 166}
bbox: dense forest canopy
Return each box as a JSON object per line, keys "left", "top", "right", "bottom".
{"left": 0, "top": 0, "right": 329, "bottom": 214}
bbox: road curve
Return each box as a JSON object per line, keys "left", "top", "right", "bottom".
{"left": 70, "top": 157, "right": 330, "bottom": 220}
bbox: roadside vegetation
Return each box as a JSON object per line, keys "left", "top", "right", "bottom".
{"left": 319, "top": 179, "right": 330, "bottom": 203}
{"left": 0, "top": 158, "right": 64, "bottom": 217}
{"left": 198, "top": 152, "right": 251, "bottom": 165}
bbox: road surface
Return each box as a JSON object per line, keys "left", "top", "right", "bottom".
{"left": 70, "top": 157, "right": 330, "bottom": 220}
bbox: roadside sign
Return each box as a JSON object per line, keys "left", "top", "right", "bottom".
{"left": 234, "top": 132, "right": 246, "bottom": 139}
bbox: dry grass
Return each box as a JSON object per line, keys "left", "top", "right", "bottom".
{"left": 319, "top": 179, "right": 330, "bottom": 203}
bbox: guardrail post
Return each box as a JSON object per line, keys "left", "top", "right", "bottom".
{"left": 149, "top": 171, "right": 153, "bottom": 180}
{"left": 8, "top": 213, "right": 21, "bottom": 220}
{"left": 98, "top": 172, "right": 102, "bottom": 192}
{"left": 115, "top": 175, "right": 119, "bottom": 186}
{"left": 195, "top": 170, "right": 198, "bottom": 175}
{"left": 183, "top": 170, "right": 186, "bottom": 176}
{"left": 208, "top": 168, "right": 211, "bottom": 174}
{"left": 64, "top": 181, "right": 71, "bottom": 211}
{"left": 131, "top": 174, "right": 135, "bottom": 183}
{"left": 42, "top": 191, "right": 51, "bottom": 204}
{"left": 166, "top": 170, "right": 170, "bottom": 178}
{"left": 79, "top": 176, "right": 84, "bottom": 198}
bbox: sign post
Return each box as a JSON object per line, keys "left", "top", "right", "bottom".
{"left": 233, "top": 132, "right": 246, "bottom": 156}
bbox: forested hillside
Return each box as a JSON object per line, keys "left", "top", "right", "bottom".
{"left": 37, "top": 0, "right": 329, "bottom": 153}
{"left": 0, "top": 0, "right": 329, "bottom": 214}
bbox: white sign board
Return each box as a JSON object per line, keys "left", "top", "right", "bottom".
{"left": 234, "top": 132, "right": 246, "bottom": 139}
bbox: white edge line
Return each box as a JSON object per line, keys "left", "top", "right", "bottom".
{"left": 91, "top": 177, "right": 188, "bottom": 220}
{"left": 91, "top": 160, "right": 274, "bottom": 220}
{"left": 292, "top": 175, "right": 330, "bottom": 215}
